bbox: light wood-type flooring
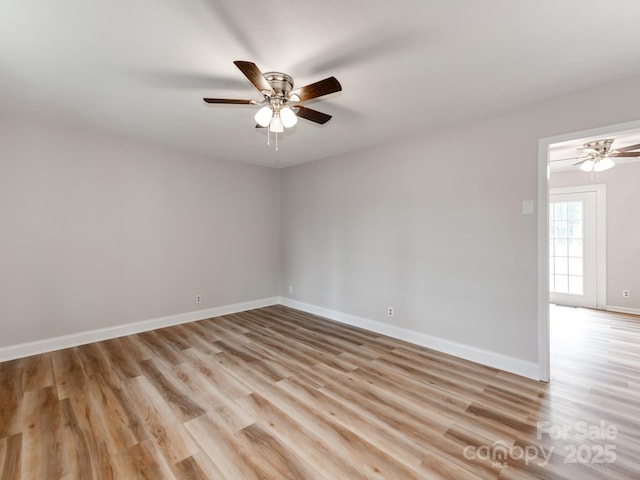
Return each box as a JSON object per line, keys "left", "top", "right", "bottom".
{"left": 1, "top": 304, "right": 639, "bottom": 479}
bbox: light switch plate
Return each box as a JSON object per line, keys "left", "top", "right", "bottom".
{"left": 522, "top": 200, "right": 535, "bottom": 215}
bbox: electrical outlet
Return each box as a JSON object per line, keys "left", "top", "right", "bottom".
{"left": 622, "top": 290, "right": 630, "bottom": 298}
{"left": 195, "top": 294, "right": 202, "bottom": 303}
{"left": 387, "top": 306, "right": 394, "bottom": 317}
{"left": 288, "top": 285, "right": 293, "bottom": 294}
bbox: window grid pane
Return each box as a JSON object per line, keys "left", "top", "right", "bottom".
{"left": 554, "top": 274, "right": 569, "bottom": 293}
{"left": 549, "top": 200, "right": 584, "bottom": 296}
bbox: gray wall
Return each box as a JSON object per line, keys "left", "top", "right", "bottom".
{"left": 550, "top": 162, "right": 640, "bottom": 312}
{"left": 0, "top": 115, "right": 281, "bottom": 347}
{"left": 3, "top": 73, "right": 640, "bottom": 366}
{"left": 280, "top": 74, "right": 640, "bottom": 364}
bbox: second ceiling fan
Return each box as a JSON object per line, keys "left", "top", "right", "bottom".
{"left": 203, "top": 61, "right": 342, "bottom": 138}
{"left": 574, "top": 139, "right": 640, "bottom": 172}
{"left": 553, "top": 138, "right": 640, "bottom": 173}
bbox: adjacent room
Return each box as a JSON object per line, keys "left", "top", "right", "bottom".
{"left": 1, "top": 1, "right": 640, "bottom": 478}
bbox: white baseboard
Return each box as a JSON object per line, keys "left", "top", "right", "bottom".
{"left": 606, "top": 305, "right": 640, "bottom": 316}
{"left": 279, "top": 297, "right": 541, "bottom": 380}
{"left": 0, "top": 297, "right": 279, "bottom": 362}
{"left": 1, "top": 295, "right": 542, "bottom": 381}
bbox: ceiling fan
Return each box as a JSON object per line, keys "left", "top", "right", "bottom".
{"left": 553, "top": 138, "right": 640, "bottom": 173}
{"left": 203, "top": 61, "right": 342, "bottom": 148}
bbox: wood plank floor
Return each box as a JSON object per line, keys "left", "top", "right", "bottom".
{"left": 1, "top": 304, "right": 639, "bottom": 479}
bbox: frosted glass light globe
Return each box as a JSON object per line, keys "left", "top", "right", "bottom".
{"left": 280, "top": 106, "right": 297, "bottom": 128}
{"left": 270, "top": 115, "right": 284, "bottom": 133}
{"left": 254, "top": 106, "right": 273, "bottom": 127}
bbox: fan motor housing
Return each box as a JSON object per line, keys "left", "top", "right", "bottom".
{"left": 264, "top": 72, "right": 294, "bottom": 98}
{"left": 584, "top": 138, "right": 614, "bottom": 154}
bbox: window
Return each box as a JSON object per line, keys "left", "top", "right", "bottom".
{"left": 549, "top": 200, "right": 584, "bottom": 295}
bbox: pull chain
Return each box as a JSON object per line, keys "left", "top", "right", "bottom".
{"left": 265, "top": 121, "right": 279, "bottom": 152}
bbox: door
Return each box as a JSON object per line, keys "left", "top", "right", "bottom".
{"left": 549, "top": 187, "right": 604, "bottom": 308}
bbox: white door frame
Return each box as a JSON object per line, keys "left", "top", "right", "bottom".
{"left": 549, "top": 185, "right": 606, "bottom": 308}
{"left": 537, "top": 118, "right": 640, "bottom": 382}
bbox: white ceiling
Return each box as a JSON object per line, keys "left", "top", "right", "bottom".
{"left": 3, "top": 1, "right": 640, "bottom": 168}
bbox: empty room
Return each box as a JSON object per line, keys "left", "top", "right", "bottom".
{"left": 1, "top": 1, "right": 640, "bottom": 478}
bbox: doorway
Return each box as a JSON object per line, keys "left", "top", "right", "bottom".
{"left": 537, "top": 118, "right": 640, "bottom": 382}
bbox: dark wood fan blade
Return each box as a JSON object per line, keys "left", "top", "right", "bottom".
{"left": 255, "top": 124, "right": 266, "bottom": 128}
{"left": 203, "top": 98, "right": 257, "bottom": 104}
{"left": 294, "top": 106, "right": 332, "bottom": 125}
{"left": 233, "top": 61, "right": 274, "bottom": 96}
{"left": 612, "top": 152, "right": 640, "bottom": 157}
{"left": 614, "top": 142, "right": 640, "bottom": 152}
{"left": 290, "top": 77, "right": 342, "bottom": 102}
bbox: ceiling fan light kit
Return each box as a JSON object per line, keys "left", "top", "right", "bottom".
{"left": 204, "top": 61, "right": 342, "bottom": 151}
{"left": 579, "top": 156, "right": 615, "bottom": 173}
